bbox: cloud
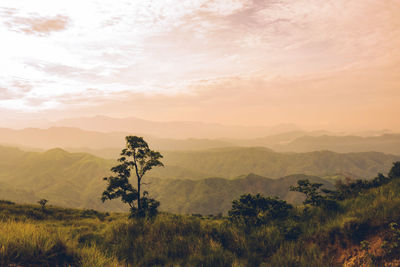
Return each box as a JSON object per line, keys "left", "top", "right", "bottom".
{"left": 0, "top": 87, "right": 12, "bottom": 99}
{"left": 1, "top": 8, "right": 69, "bottom": 36}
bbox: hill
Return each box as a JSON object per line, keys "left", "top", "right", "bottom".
{"left": 156, "top": 147, "right": 400, "bottom": 179}
{"left": 2, "top": 127, "right": 400, "bottom": 157}
{"left": 148, "top": 174, "right": 333, "bottom": 214}
{"left": 0, "top": 146, "right": 399, "bottom": 215}
{"left": 0, "top": 146, "right": 330, "bottom": 214}
{"left": 271, "top": 134, "right": 400, "bottom": 155}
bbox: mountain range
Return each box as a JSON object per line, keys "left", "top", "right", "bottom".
{"left": 49, "top": 115, "right": 301, "bottom": 139}
{"left": 1, "top": 126, "right": 400, "bottom": 157}
{"left": 155, "top": 147, "right": 400, "bottom": 179}
{"left": 0, "top": 146, "right": 399, "bottom": 214}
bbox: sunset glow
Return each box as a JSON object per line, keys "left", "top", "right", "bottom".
{"left": 1, "top": 0, "right": 399, "bottom": 131}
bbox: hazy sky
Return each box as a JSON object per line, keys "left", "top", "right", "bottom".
{"left": 0, "top": 0, "right": 399, "bottom": 131}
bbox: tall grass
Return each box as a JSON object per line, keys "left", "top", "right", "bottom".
{"left": 0, "top": 219, "right": 119, "bottom": 266}
{"left": 0, "top": 220, "right": 75, "bottom": 266}
{"left": 98, "top": 216, "right": 241, "bottom": 266}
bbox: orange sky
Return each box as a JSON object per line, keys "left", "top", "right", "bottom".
{"left": 0, "top": 0, "right": 399, "bottom": 131}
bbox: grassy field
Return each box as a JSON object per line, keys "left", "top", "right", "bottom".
{"left": 1, "top": 173, "right": 400, "bottom": 266}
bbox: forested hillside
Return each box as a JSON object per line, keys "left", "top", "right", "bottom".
{"left": 147, "top": 174, "right": 332, "bottom": 214}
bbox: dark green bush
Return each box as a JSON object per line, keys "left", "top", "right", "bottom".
{"left": 228, "top": 194, "right": 292, "bottom": 227}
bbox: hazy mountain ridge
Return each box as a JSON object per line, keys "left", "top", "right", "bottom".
{"left": 271, "top": 134, "right": 400, "bottom": 154}
{"left": 157, "top": 147, "right": 400, "bottom": 179}
{"left": 1, "top": 126, "right": 400, "bottom": 157}
{"left": 50, "top": 115, "right": 301, "bottom": 139}
{"left": 0, "top": 127, "right": 235, "bottom": 152}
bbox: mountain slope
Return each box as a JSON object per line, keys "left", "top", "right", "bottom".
{"left": 148, "top": 174, "right": 332, "bottom": 214}
{"left": 273, "top": 134, "right": 400, "bottom": 154}
{"left": 156, "top": 147, "right": 400, "bottom": 179}
{"left": 0, "top": 146, "right": 333, "bottom": 214}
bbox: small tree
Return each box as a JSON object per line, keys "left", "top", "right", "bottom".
{"left": 102, "top": 136, "right": 163, "bottom": 218}
{"left": 228, "top": 194, "right": 292, "bottom": 226}
{"left": 290, "top": 179, "right": 338, "bottom": 210}
{"left": 290, "top": 179, "right": 325, "bottom": 206}
{"left": 38, "top": 199, "right": 48, "bottom": 210}
{"left": 389, "top": 161, "right": 400, "bottom": 179}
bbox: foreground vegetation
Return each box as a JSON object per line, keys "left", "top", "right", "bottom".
{"left": 1, "top": 163, "right": 400, "bottom": 266}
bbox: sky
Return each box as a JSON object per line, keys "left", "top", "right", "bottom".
{"left": 0, "top": 0, "right": 399, "bottom": 131}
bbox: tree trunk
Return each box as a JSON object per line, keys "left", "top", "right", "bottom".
{"left": 137, "top": 176, "right": 141, "bottom": 211}
{"left": 133, "top": 149, "right": 141, "bottom": 213}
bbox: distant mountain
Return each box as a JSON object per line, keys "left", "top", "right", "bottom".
{"left": 272, "top": 134, "right": 400, "bottom": 155}
{"left": 228, "top": 130, "right": 332, "bottom": 147}
{"left": 0, "top": 127, "right": 125, "bottom": 150}
{"left": 0, "top": 146, "right": 117, "bottom": 210}
{"left": 155, "top": 147, "right": 400, "bottom": 180}
{"left": 3, "top": 126, "right": 400, "bottom": 160}
{"left": 0, "top": 127, "right": 235, "bottom": 151}
{"left": 50, "top": 115, "right": 301, "bottom": 139}
{"left": 66, "top": 132, "right": 400, "bottom": 157}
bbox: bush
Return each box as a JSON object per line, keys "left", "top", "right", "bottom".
{"left": 381, "top": 222, "right": 400, "bottom": 259}
{"left": 0, "top": 200, "right": 15, "bottom": 205}
{"left": 228, "top": 194, "right": 292, "bottom": 227}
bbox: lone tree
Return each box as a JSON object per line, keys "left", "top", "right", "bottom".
{"left": 101, "top": 136, "right": 163, "bottom": 218}
{"left": 38, "top": 199, "right": 48, "bottom": 210}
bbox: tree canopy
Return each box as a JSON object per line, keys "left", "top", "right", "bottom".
{"left": 228, "top": 193, "right": 292, "bottom": 226}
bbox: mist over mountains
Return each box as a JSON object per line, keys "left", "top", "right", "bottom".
{"left": 1, "top": 124, "right": 400, "bottom": 156}
{"left": 49, "top": 115, "right": 301, "bottom": 139}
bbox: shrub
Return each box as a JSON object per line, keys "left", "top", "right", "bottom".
{"left": 381, "top": 222, "right": 400, "bottom": 259}
{"left": 228, "top": 194, "right": 292, "bottom": 227}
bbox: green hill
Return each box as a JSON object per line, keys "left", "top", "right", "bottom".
{"left": 0, "top": 146, "right": 330, "bottom": 214}
{"left": 148, "top": 174, "right": 333, "bottom": 214}
{"left": 1, "top": 146, "right": 399, "bottom": 215}
{"left": 156, "top": 147, "right": 400, "bottom": 179}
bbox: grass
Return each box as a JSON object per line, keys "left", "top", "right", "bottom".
{"left": 1, "top": 178, "right": 400, "bottom": 266}
{"left": 0, "top": 220, "right": 120, "bottom": 266}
